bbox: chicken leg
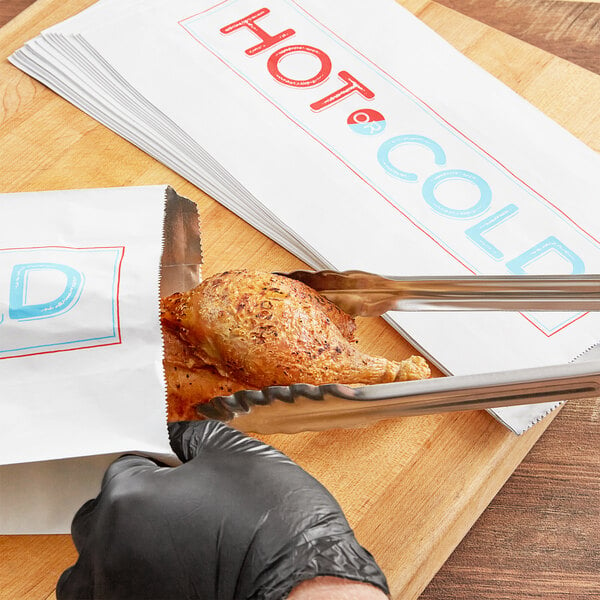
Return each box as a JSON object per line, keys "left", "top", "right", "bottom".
{"left": 161, "top": 270, "right": 430, "bottom": 420}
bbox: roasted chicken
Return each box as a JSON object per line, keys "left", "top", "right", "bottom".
{"left": 161, "top": 270, "right": 430, "bottom": 421}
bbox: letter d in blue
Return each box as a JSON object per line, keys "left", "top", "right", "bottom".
{"left": 9, "top": 263, "right": 84, "bottom": 320}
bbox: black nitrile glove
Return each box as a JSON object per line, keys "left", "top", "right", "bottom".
{"left": 57, "top": 420, "right": 389, "bottom": 600}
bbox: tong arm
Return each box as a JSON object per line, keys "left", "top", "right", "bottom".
{"left": 197, "top": 359, "right": 600, "bottom": 434}
{"left": 281, "top": 270, "right": 600, "bottom": 316}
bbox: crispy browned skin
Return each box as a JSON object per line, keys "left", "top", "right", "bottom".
{"left": 161, "top": 270, "right": 430, "bottom": 421}
{"left": 162, "top": 328, "right": 248, "bottom": 420}
{"left": 163, "top": 362, "right": 247, "bottom": 421}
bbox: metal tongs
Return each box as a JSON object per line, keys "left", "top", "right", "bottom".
{"left": 196, "top": 270, "right": 600, "bottom": 433}
{"left": 280, "top": 270, "right": 600, "bottom": 316}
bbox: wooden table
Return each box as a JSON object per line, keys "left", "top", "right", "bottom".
{"left": 0, "top": 1, "right": 598, "bottom": 599}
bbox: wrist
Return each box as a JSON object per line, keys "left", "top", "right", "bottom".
{"left": 287, "top": 576, "right": 388, "bottom": 600}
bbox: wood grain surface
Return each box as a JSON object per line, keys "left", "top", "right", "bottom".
{"left": 437, "top": 0, "right": 600, "bottom": 75}
{"left": 0, "top": 1, "right": 599, "bottom": 599}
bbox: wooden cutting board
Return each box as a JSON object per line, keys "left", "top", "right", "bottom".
{"left": 0, "top": 1, "right": 598, "bottom": 599}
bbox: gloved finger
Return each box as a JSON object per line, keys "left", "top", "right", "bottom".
{"left": 70, "top": 498, "right": 98, "bottom": 552}
{"left": 101, "top": 453, "right": 161, "bottom": 489}
{"left": 168, "top": 419, "right": 291, "bottom": 463}
{"left": 56, "top": 561, "right": 94, "bottom": 600}
{"left": 56, "top": 566, "right": 76, "bottom": 600}
{"left": 69, "top": 454, "right": 160, "bottom": 551}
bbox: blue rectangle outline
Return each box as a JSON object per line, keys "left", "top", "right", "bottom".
{"left": 0, "top": 247, "right": 123, "bottom": 356}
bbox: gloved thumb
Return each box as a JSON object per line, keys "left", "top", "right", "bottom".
{"left": 168, "top": 419, "right": 289, "bottom": 464}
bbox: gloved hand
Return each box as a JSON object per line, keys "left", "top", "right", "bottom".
{"left": 57, "top": 420, "right": 389, "bottom": 600}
